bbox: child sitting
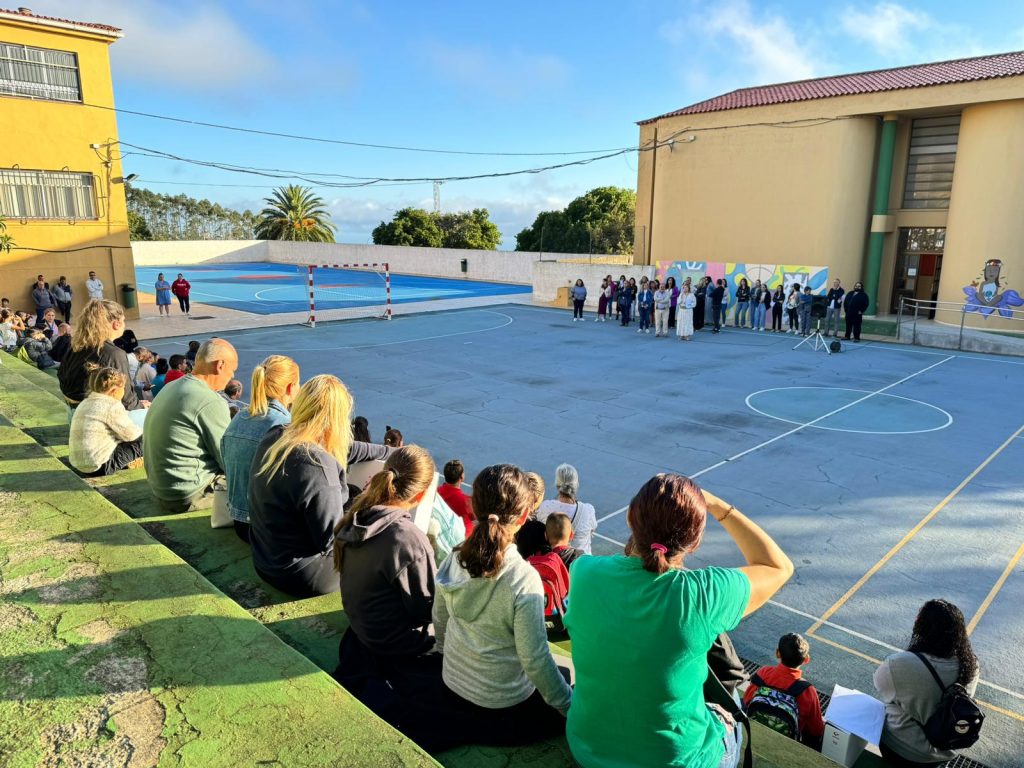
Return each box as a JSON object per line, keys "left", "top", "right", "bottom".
{"left": 69, "top": 366, "right": 144, "bottom": 476}
{"left": 514, "top": 471, "right": 548, "bottom": 559}
{"left": 23, "top": 330, "right": 57, "bottom": 370}
{"left": 527, "top": 514, "right": 574, "bottom": 629}
{"left": 743, "top": 632, "right": 825, "bottom": 749}
{"left": 383, "top": 425, "right": 403, "bottom": 447}
{"left": 544, "top": 513, "right": 582, "bottom": 570}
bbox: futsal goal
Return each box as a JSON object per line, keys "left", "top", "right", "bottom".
{"left": 303, "top": 263, "right": 392, "bottom": 327}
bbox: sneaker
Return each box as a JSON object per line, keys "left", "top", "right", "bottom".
{"left": 646, "top": 329, "right": 651, "bottom": 334}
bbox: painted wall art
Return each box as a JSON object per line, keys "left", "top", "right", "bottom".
{"left": 655, "top": 261, "right": 830, "bottom": 301}
{"left": 963, "top": 259, "right": 1023, "bottom": 318}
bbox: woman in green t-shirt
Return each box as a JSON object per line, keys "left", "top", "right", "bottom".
{"left": 565, "top": 475, "right": 793, "bottom": 768}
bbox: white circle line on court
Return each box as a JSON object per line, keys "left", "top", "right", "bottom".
{"left": 745, "top": 386, "right": 953, "bottom": 435}
{"left": 228, "top": 309, "right": 515, "bottom": 353}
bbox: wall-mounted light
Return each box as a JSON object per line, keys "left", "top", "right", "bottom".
{"left": 111, "top": 173, "right": 137, "bottom": 184}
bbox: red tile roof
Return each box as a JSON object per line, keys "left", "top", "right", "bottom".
{"left": 640, "top": 51, "right": 1024, "bottom": 124}
{"left": 0, "top": 6, "right": 121, "bottom": 35}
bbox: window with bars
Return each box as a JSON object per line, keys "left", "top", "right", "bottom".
{"left": 0, "top": 41, "right": 81, "bottom": 102}
{"left": 902, "top": 115, "right": 961, "bottom": 209}
{"left": 0, "top": 169, "right": 98, "bottom": 220}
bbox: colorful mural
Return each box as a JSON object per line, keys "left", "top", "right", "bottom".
{"left": 655, "top": 261, "right": 830, "bottom": 302}
{"left": 963, "top": 259, "right": 1024, "bottom": 318}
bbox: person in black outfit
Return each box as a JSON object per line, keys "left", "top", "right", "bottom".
{"left": 58, "top": 300, "right": 143, "bottom": 413}
{"left": 843, "top": 282, "right": 870, "bottom": 342}
{"left": 710, "top": 279, "right": 726, "bottom": 333}
{"left": 694, "top": 277, "right": 708, "bottom": 331}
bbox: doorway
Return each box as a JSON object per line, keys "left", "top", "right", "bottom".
{"left": 891, "top": 227, "right": 945, "bottom": 315}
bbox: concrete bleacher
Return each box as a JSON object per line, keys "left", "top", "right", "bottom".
{"left": 0, "top": 352, "right": 885, "bottom": 767}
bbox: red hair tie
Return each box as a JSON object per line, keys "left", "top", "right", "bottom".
{"left": 650, "top": 543, "right": 668, "bottom": 554}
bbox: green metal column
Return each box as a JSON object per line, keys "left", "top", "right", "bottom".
{"left": 864, "top": 116, "right": 899, "bottom": 315}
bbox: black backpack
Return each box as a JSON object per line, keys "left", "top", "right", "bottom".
{"left": 744, "top": 673, "right": 812, "bottom": 741}
{"left": 913, "top": 652, "right": 984, "bottom": 751}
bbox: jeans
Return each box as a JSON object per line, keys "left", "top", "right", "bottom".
{"left": 57, "top": 300, "right": 71, "bottom": 321}
{"left": 752, "top": 304, "right": 766, "bottom": 329}
{"left": 735, "top": 301, "right": 749, "bottom": 327}
{"left": 825, "top": 306, "right": 842, "bottom": 335}
{"left": 638, "top": 307, "right": 652, "bottom": 330}
{"left": 572, "top": 299, "right": 584, "bottom": 319}
{"left": 654, "top": 308, "right": 669, "bottom": 335}
{"left": 799, "top": 307, "right": 811, "bottom": 334}
{"left": 619, "top": 304, "right": 631, "bottom": 325}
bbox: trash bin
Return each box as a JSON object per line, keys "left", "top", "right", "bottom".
{"left": 460, "top": 258, "right": 468, "bottom": 274}
{"left": 121, "top": 284, "right": 137, "bottom": 310}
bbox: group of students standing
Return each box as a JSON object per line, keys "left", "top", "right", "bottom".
{"left": 573, "top": 274, "right": 873, "bottom": 342}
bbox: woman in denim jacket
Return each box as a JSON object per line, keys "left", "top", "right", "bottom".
{"left": 221, "top": 355, "right": 300, "bottom": 542}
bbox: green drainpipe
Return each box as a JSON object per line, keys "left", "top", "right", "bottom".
{"left": 864, "top": 116, "right": 898, "bottom": 315}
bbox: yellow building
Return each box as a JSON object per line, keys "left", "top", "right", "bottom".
{"left": 635, "top": 51, "right": 1024, "bottom": 330}
{"left": 0, "top": 7, "right": 137, "bottom": 319}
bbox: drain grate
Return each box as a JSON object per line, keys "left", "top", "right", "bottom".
{"left": 188, "top": 315, "right": 215, "bottom": 320}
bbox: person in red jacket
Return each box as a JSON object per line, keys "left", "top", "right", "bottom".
{"left": 171, "top": 273, "right": 191, "bottom": 315}
{"left": 437, "top": 459, "right": 473, "bottom": 536}
{"left": 743, "top": 632, "right": 825, "bottom": 749}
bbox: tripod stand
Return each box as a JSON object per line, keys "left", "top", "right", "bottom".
{"left": 793, "top": 317, "right": 831, "bottom": 355}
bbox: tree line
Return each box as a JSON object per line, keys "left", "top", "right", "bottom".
{"left": 126, "top": 185, "right": 259, "bottom": 241}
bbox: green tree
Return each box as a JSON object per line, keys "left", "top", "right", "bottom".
{"left": 515, "top": 186, "right": 635, "bottom": 254}
{"left": 0, "top": 214, "right": 13, "bottom": 253}
{"left": 372, "top": 208, "right": 443, "bottom": 247}
{"left": 125, "top": 184, "right": 258, "bottom": 240}
{"left": 128, "top": 209, "right": 152, "bottom": 240}
{"left": 436, "top": 209, "right": 501, "bottom": 250}
{"left": 255, "top": 185, "right": 336, "bottom": 242}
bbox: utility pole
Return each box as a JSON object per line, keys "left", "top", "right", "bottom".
{"left": 433, "top": 181, "right": 442, "bottom": 214}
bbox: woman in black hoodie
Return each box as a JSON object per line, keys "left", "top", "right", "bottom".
{"left": 333, "top": 445, "right": 441, "bottom": 739}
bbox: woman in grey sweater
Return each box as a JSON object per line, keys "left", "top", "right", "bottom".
{"left": 874, "top": 599, "right": 980, "bottom": 766}
{"left": 431, "top": 463, "right": 572, "bottom": 751}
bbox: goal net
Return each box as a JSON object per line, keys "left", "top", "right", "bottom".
{"left": 303, "top": 263, "right": 392, "bottom": 327}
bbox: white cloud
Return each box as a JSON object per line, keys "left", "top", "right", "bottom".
{"left": 841, "top": 3, "right": 931, "bottom": 55}
{"left": 39, "top": 0, "right": 277, "bottom": 90}
{"left": 425, "top": 42, "right": 570, "bottom": 97}
{"left": 703, "top": 1, "right": 818, "bottom": 83}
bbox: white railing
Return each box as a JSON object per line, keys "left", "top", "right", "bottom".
{"left": 896, "top": 296, "right": 1024, "bottom": 354}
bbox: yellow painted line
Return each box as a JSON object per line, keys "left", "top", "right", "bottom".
{"left": 808, "top": 631, "right": 1024, "bottom": 724}
{"left": 807, "top": 422, "right": 1024, "bottom": 635}
{"left": 967, "top": 540, "right": 1024, "bottom": 635}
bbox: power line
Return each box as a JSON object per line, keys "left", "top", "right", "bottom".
{"left": 88, "top": 102, "right": 632, "bottom": 157}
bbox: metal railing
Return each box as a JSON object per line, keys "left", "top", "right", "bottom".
{"left": 896, "top": 296, "right": 1024, "bottom": 355}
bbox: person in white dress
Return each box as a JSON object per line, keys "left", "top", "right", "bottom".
{"left": 676, "top": 283, "right": 697, "bottom": 341}
{"left": 534, "top": 463, "right": 597, "bottom": 554}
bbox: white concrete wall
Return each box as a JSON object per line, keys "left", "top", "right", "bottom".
{"left": 131, "top": 240, "right": 591, "bottom": 286}
{"left": 532, "top": 261, "right": 653, "bottom": 308}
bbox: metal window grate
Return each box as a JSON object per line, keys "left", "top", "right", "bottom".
{"left": 902, "top": 115, "right": 961, "bottom": 210}
{"left": 0, "top": 41, "right": 81, "bottom": 102}
{"left": 0, "top": 169, "right": 98, "bottom": 220}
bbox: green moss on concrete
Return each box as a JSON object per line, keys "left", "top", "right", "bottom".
{"left": 0, "top": 421, "right": 437, "bottom": 768}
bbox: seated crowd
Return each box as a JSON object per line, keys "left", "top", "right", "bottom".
{"left": 8, "top": 296, "right": 982, "bottom": 767}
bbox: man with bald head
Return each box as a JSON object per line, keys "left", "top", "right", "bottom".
{"left": 144, "top": 338, "right": 238, "bottom": 513}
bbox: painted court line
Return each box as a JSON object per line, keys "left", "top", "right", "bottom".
{"left": 597, "top": 355, "right": 955, "bottom": 524}
{"left": 966, "top": 540, "right": 1024, "bottom": 636}
{"left": 807, "top": 421, "right": 1024, "bottom": 636}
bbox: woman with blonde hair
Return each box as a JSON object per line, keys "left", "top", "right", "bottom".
{"left": 248, "top": 374, "right": 391, "bottom": 597}
{"left": 333, "top": 446, "right": 441, "bottom": 734}
{"left": 220, "top": 355, "right": 301, "bottom": 542}
{"left": 58, "top": 299, "right": 145, "bottom": 420}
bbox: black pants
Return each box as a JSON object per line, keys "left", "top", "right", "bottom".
{"left": 572, "top": 299, "right": 584, "bottom": 319}
{"left": 79, "top": 438, "right": 143, "bottom": 477}
{"left": 668, "top": 305, "right": 676, "bottom": 328}
{"left": 712, "top": 304, "right": 723, "bottom": 330}
{"left": 878, "top": 742, "right": 946, "bottom": 767}
{"left": 772, "top": 304, "right": 783, "bottom": 331}
{"left": 619, "top": 304, "right": 631, "bottom": 325}
{"left": 256, "top": 554, "right": 338, "bottom": 598}
{"left": 845, "top": 312, "right": 863, "bottom": 340}
{"left": 233, "top": 520, "right": 250, "bottom": 543}
{"left": 57, "top": 300, "right": 71, "bottom": 321}
{"left": 177, "top": 295, "right": 190, "bottom": 313}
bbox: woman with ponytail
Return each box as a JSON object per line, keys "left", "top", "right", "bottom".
{"left": 428, "top": 464, "right": 572, "bottom": 752}
{"left": 565, "top": 475, "right": 792, "bottom": 768}
{"left": 332, "top": 446, "right": 441, "bottom": 730}
{"left": 220, "top": 355, "right": 300, "bottom": 542}
{"left": 874, "top": 600, "right": 980, "bottom": 766}
{"left": 248, "top": 374, "right": 391, "bottom": 597}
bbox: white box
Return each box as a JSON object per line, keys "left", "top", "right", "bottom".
{"left": 821, "top": 722, "right": 868, "bottom": 767}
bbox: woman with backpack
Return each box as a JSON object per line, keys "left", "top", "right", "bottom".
{"left": 874, "top": 600, "right": 981, "bottom": 766}
{"left": 564, "top": 475, "right": 793, "bottom": 768}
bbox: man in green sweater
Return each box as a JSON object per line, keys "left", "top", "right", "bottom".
{"left": 144, "top": 338, "right": 238, "bottom": 513}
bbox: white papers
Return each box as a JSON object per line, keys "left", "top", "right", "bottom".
{"left": 823, "top": 685, "right": 885, "bottom": 744}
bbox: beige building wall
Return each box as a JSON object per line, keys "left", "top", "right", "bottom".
{"left": 940, "top": 100, "right": 1024, "bottom": 331}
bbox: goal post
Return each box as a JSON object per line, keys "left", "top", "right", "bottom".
{"left": 304, "top": 262, "right": 392, "bottom": 328}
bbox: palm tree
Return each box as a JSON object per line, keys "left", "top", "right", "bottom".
{"left": 255, "top": 185, "right": 336, "bottom": 242}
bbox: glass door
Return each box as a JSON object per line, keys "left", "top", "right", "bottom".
{"left": 891, "top": 227, "right": 945, "bottom": 315}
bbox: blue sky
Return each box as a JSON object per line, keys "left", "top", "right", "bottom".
{"left": 44, "top": 0, "right": 1024, "bottom": 247}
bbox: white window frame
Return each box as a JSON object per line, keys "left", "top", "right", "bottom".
{"left": 0, "top": 169, "right": 98, "bottom": 220}
{"left": 0, "top": 41, "right": 82, "bottom": 102}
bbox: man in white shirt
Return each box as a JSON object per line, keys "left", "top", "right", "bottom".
{"left": 86, "top": 271, "right": 105, "bottom": 300}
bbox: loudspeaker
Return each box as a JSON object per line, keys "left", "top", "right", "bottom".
{"left": 810, "top": 295, "right": 828, "bottom": 319}
{"left": 829, "top": 340, "right": 842, "bottom": 353}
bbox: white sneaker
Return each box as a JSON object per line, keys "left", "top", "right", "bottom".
{"left": 646, "top": 329, "right": 651, "bottom": 334}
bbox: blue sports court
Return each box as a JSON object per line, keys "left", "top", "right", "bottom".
{"left": 147, "top": 304, "right": 1023, "bottom": 768}
{"left": 135, "top": 262, "right": 531, "bottom": 314}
